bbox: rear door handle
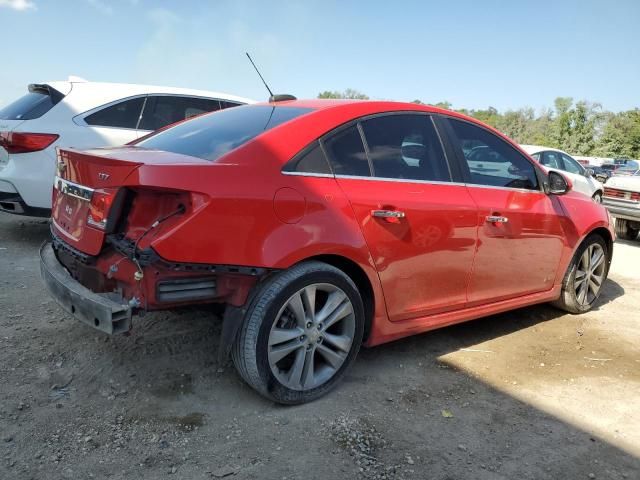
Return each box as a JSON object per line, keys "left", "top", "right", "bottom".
{"left": 371, "top": 209, "right": 406, "bottom": 219}
{"left": 486, "top": 215, "right": 508, "bottom": 223}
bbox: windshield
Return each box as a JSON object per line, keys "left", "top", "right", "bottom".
{"left": 137, "top": 105, "right": 314, "bottom": 162}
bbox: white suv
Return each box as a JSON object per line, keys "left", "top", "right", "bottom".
{"left": 0, "top": 78, "right": 253, "bottom": 216}
{"left": 520, "top": 145, "right": 604, "bottom": 202}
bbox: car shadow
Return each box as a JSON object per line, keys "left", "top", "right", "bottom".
{"left": 0, "top": 214, "right": 50, "bottom": 247}
{"left": 615, "top": 238, "right": 639, "bottom": 247}
{"left": 3, "top": 212, "right": 637, "bottom": 477}
{"left": 18, "top": 276, "right": 635, "bottom": 479}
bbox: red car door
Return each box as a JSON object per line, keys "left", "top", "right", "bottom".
{"left": 322, "top": 114, "right": 478, "bottom": 321}
{"left": 444, "top": 117, "right": 565, "bottom": 304}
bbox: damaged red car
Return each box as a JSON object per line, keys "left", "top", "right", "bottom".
{"left": 41, "top": 99, "right": 614, "bottom": 404}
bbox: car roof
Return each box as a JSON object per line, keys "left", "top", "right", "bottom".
{"left": 255, "top": 98, "right": 461, "bottom": 114}
{"left": 520, "top": 144, "right": 570, "bottom": 156}
{"left": 44, "top": 78, "right": 255, "bottom": 104}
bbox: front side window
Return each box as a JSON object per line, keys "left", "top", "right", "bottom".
{"left": 360, "top": 114, "right": 450, "bottom": 182}
{"left": 561, "top": 154, "right": 584, "bottom": 175}
{"left": 137, "top": 105, "right": 313, "bottom": 162}
{"left": 322, "top": 125, "right": 370, "bottom": 176}
{"left": 139, "top": 96, "right": 222, "bottom": 131}
{"left": 85, "top": 97, "right": 145, "bottom": 129}
{"left": 541, "top": 151, "right": 562, "bottom": 169}
{"left": 448, "top": 119, "right": 539, "bottom": 190}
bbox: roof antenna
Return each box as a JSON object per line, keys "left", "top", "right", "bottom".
{"left": 245, "top": 52, "right": 296, "bottom": 103}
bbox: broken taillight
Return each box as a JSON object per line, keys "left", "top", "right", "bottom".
{"left": 87, "top": 189, "right": 118, "bottom": 230}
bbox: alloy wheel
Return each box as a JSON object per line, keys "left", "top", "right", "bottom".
{"left": 267, "top": 283, "right": 355, "bottom": 391}
{"left": 574, "top": 243, "right": 606, "bottom": 305}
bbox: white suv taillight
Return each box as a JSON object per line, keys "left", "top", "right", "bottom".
{"left": 0, "top": 131, "right": 59, "bottom": 154}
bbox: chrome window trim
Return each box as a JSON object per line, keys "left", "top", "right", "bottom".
{"left": 281, "top": 171, "right": 545, "bottom": 193}
{"left": 53, "top": 176, "right": 94, "bottom": 201}
{"left": 334, "top": 174, "right": 467, "bottom": 187}
{"left": 281, "top": 171, "right": 335, "bottom": 178}
{"left": 463, "top": 182, "right": 545, "bottom": 194}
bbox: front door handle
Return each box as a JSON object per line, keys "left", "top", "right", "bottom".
{"left": 486, "top": 215, "right": 509, "bottom": 223}
{"left": 371, "top": 209, "right": 406, "bottom": 219}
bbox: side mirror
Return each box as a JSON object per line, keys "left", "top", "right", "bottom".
{"left": 585, "top": 168, "right": 595, "bottom": 177}
{"left": 547, "top": 170, "right": 572, "bottom": 195}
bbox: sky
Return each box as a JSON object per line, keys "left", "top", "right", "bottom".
{"left": 0, "top": 0, "right": 638, "bottom": 112}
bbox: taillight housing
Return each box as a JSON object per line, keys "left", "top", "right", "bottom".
{"left": 87, "top": 189, "right": 118, "bottom": 230}
{"left": 0, "top": 132, "right": 59, "bottom": 154}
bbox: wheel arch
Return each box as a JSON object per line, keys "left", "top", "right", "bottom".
{"left": 588, "top": 226, "right": 614, "bottom": 263}
{"left": 302, "top": 254, "right": 376, "bottom": 343}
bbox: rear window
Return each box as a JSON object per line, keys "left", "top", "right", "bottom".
{"left": 0, "top": 86, "right": 64, "bottom": 120}
{"left": 136, "top": 105, "right": 313, "bottom": 161}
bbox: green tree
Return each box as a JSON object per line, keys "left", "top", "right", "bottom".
{"left": 552, "top": 97, "right": 574, "bottom": 150}
{"left": 430, "top": 101, "right": 452, "bottom": 110}
{"left": 568, "top": 101, "right": 599, "bottom": 155}
{"left": 317, "top": 89, "right": 369, "bottom": 100}
{"left": 596, "top": 109, "right": 640, "bottom": 158}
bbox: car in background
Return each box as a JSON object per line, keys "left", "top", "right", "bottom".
{"left": 612, "top": 159, "right": 639, "bottom": 177}
{"left": 589, "top": 166, "right": 612, "bottom": 184}
{"left": 603, "top": 171, "right": 640, "bottom": 241}
{"left": 521, "top": 145, "right": 604, "bottom": 202}
{"left": 0, "top": 77, "right": 253, "bottom": 216}
{"left": 40, "top": 100, "right": 614, "bottom": 404}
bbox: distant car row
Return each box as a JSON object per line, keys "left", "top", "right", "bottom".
{"left": 0, "top": 77, "right": 253, "bottom": 215}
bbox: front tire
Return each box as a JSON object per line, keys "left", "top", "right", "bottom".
{"left": 552, "top": 235, "right": 609, "bottom": 314}
{"left": 592, "top": 192, "right": 602, "bottom": 203}
{"left": 232, "top": 261, "right": 365, "bottom": 404}
{"left": 614, "top": 218, "right": 639, "bottom": 241}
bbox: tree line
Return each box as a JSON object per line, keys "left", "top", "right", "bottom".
{"left": 317, "top": 90, "right": 640, "bottom": 159}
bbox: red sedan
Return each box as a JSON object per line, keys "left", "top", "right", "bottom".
{"left": 41, "top": 100, "right": 614, "bottom": 403}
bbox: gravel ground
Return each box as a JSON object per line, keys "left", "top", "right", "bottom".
{"left": 0, "top": 213, "right": 639, "bottom": 480}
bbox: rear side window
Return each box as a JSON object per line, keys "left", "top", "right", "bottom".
{"left": 323, "top": 125, "right": 370, "bottom": 176}
{"left": 85, "top": 97, "right": 145, "bottom": 129}
{"left": 448, "top": 118, "right": 539, "bottom": 190}
{"left": 139, "top": 96, "right": 223, "bottom": 131}
{"left": 137, "top": 105, "right": 313, "bottom": 162}
{"left": 360, "top": 114, "right": 450, "bottom": 181}
{"left": 220, "top": 100, "right": 242, "bottom": 109}
{"left": 0, "top": 87, "right": 64, "bottom": 120}
{"left": 284, "top": 142, "right": 332, "bottom": 175}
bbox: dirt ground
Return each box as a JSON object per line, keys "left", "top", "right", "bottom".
{"left": 1, "top": 213, "right": 639, "bottom": 480}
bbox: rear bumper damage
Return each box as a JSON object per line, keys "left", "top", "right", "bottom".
{"left": 40, "top": 242, "right": 132, "bottom": 334}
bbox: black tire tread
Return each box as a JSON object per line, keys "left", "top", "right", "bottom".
{"left": 551, "top": 234, "right": 609, "bottom": 314}
{"left": 614, "top": 218, "right": 639, "bottom": 241}
{"left": 231, "top": 261, "right": 363, "bottom": 404}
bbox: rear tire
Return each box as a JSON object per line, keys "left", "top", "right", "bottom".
{"left": 614, "top": 218, "right": 639, "bottom": 241}
{"left": 552, "top": 234, "right": 609, "bottom": 314}
{"left": 231, "top": 261, "right": 364, "bottom": 404}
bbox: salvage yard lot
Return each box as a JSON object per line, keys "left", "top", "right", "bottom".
{"left": 1, "top": 213, "right": 638, "bottom": 480}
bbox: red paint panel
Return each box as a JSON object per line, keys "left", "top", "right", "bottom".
{"left": 464, "top": 187, "right": 565, "bottom": 304}
{"left": 337, "top": 178, "right": 478, "bottom": 320}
